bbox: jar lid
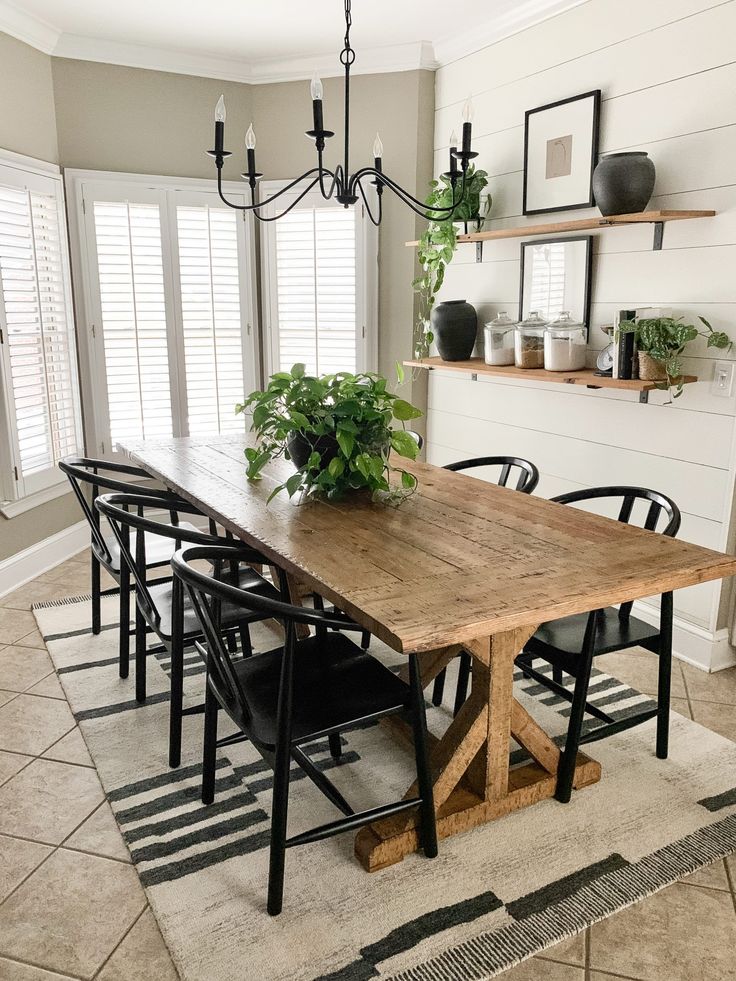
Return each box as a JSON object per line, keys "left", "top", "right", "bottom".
{"left": 518, "top": 311, "right": 548, "bottom": 328}
{"left": 546, "top": 310, "right": 584, "bottom": 330}
{"left": 484, "top": 311, "right": 517, "bottom": 330}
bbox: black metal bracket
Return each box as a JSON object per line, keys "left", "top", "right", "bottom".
{"left": 652, "top": 221, "right": 664, "bottom": 250}
{"left": 475, "top": 241, "right": 483, "bottom": 263}
{"left": 639, "top": 390, "right": 650, "bottom": 404}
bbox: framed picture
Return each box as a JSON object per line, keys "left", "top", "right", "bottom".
{"left": 518, "top": 236, "right": 592, "bottom": 332}
{"left": 522, "top": 90, "right": 601, "bottom": 216}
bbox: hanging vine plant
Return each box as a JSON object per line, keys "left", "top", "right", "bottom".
{"left": 412, "top": 165, "right": 490, "bottom": 359}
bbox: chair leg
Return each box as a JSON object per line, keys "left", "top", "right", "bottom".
{"left": 453, "top": 650, "right": 471, "bottom": 717}
{"left": 408, "top": 653, "right": 438, "bottom": 858}
{"left": 556, "top": 611, "right": 598, "bottom": 804}
{"left": 118, "top": 563, "right": 130, "bottom": 679}
{"left": 91, "top": 553, "right": 101, "bottom": 635}
{"left": 201, "top": 682, "right": 219, "bottom": 805}
{"left": 328, "top": 732, "right": 342, "bottom": 761}
{"left": 361, "top": 629, "right": 371, "bottom": 650}
{"left": 239, "top": 623, "right": 253, "bottom": 657}
{"left": 169, "top": 577, "right": 184, "bottom": 769}
{"left": 135, "top": 604, "right": 147, "bottom": 704}
{"left": 268, "top": 642, "right": 295, "bottom": 916}
{"left": 656, "top": 591, "right": 674, "bottom": 761}
{"left": 432, "top": 668, "right": 446, "bottom": 707}
{"left": 552, "top": 665, "right": 563, "bottom": 685}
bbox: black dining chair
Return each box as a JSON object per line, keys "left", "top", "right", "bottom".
{"left": 173, "top": 543, "right": 438, "bottom": 916}
{"left": 516, "top": 486, "right": 681, "bottom": 803}
{"left": 59, "top": 457, "right": 196, "bottom": 674}
{"left": 432, "top": 455, "right": 540, "bottom": 712}
{"left": 96, "top": 492, "right": 280, "bottom": 770}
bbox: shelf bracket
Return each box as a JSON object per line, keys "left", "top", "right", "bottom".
{"left": 639, "top": 390, "right": 649, "bottom": 404}
{"left": 475, "top": 241, "right": 483, "bottom": 263}
{"left": 652, "top": 222, "right": 664, "bottom": 251}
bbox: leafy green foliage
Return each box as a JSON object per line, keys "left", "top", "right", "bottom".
{"left": 236, "top": 364, "right": 423, "bottom": 503}
{"left": 618, "top": 315, "right": 733, "bottom": 399}
{"left": 412, "top": 165, "right": 490, "bottom": 359}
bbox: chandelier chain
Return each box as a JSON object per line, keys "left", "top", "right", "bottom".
{"left": 340, "top": 0, "right": 355, "bottom": 66}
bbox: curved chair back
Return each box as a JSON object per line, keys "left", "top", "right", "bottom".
{"left": 443, "top": 456, "right": 539, "bottom": 494}
{"left": 172, "top": 544, "right": 362, "bottom": 734}
{"left": 59, "top": 456, "right": 172, "bottom": 570}
{"left": 551, "top": 485, "right": 681, "bottom": 538}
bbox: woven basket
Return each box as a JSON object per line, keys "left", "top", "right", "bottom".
{"left": 638, "top": 351, "right": 667, "bottom": 381}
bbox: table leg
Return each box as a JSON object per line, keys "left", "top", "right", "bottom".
{"left": 355, "top": 625, "right": 602, "bottom": 872}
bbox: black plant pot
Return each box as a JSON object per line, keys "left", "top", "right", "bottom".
{"left": 592, "top": 151, "right": 656, "bottom": 217}
{"left": 286, "top": 431, "right": 339, "bottom": 470}
{"left": 431, "top": 300, "right": 478, "bottom": 361}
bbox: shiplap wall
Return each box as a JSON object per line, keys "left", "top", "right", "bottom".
{"left": 428, "top": 0, "right": 736, "bottom": 670}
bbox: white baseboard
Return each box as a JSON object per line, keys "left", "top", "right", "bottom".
{"left": 0, "top": 521, "right": 88, "bottom": 599}
{"left": 633, "top": 601, "right": 736, "bottom": 673}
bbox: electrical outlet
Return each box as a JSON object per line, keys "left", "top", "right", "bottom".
{"left": 712, "top": 361, "right": 735, "bottom": 398}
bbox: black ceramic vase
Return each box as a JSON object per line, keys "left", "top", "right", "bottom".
{"left": 431, "top": 300, "right": 478, "bottom": 361}
{"left": 592, "top": 151, "right": 656, "bottom": 216}
{"left": 286, "top": 431, "right": 339, "bottom": 470}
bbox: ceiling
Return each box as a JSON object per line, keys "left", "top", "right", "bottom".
{"left": 0, "top": 0, "right": 583, "bottom": 83}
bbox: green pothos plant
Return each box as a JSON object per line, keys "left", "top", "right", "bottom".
{"left": 412, "top": 164, "right": 490, "bottom": 359}
{"left": 236, "top": 364, "right": 423, "bottom": 503}
{"left": 617, "top": 315, "right": 732, "bottom": 399}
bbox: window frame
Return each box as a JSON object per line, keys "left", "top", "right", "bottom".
{"left": 0, "top": 148, "right": 83, "bottom": 512}
{"left": 259, "top": 179, "right": 378, "bottom": 378}
{"left": 65, "top": 169, "right": 260, "bottom": 458}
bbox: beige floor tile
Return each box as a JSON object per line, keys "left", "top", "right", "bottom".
{"left": 0, "top": 647, "right": 55, "bottom": 693}
{"left": 595, "top": 650, "right": 685, "bottom": 698}
{"left": 0, "top": 834, "right": 52, "bottom": 904}
{"left": 682, "top": 858, "right": 730, "bottom": 891}
{"left": 96, "top": 908, "right": 178, "bottom": 981}
{"left": 0, "top": 610, "right": 38, "bottom": 647}
{"left": 669, "top": 697, "right": 691, "bottom": 718}
{"left": 0, "top": 750, "right": 33, "bottom": 787}
{"left": 538, "top": 930, "right": 585, "bottom": 966}
{"left": 0, "top": 694, "right": 75, "bottom": 756}
{"left": 65, "top": 802, "right": 130, "bottom": 863}
{"left": 590, "top": 881, "right": 736, "bottom": 980}
{"left": 0, "top": 581, "right": 87, "bottom": 612}
{"left": 26, "top": 674, "right": 65, "bottom": 700}
{"left": 14, "top": 630, "right": 46, "bottom": 651}
{"left": 690, "top": 700, "right": 736, "bottom": 742}
{"left": 0, "top": 759, "right": 103, "bottom": 845}
{"left": 0, "top": 849, "right": 146, "bottom": 980}
{"left": 681, "top": 662, "right": 736, "bottom": 705}
{"left": 589, "top": 975, "right": 647, "bottom": 980}
{"left": 0, "top": 958, "right": 78, "bottom": 980}
{"left": 0, "top": 690, "right": 18, "bottom": 708}
{"left": 499, "top": 956, "right": 584, "bottom": 979}
{"left": 42, "top": 728, "right": 93, "bottom": 767}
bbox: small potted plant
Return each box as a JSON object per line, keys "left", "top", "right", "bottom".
{"left": 236, "top": 364, "right": 423, "bottom": 502}
{"left": 617, "top": 315, "right": 732, "bottom": 399}
{"left": 412, "top": 164, "right": 489, "bottom": 359}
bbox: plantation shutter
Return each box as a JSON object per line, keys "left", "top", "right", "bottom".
{"left": 0, "top": 163, "right": 82, "bottom": 500}
{"left": 529, "top": 241, "right": 567, "bottom": 320}
{"left": 174, "top": 200, "right": 247, "bottom": 436}
{"left": 265, "top": 190, "right": 365, "bottom": 376}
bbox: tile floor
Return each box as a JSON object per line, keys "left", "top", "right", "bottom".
{"left": 0, "top": 551, "right": 735, "bottom": 980}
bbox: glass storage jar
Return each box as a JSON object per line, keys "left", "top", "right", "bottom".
{"left": 544, "top": 311, "right": 587, "bottom": 371}
{"left": 484, "top": 312, "right": 517, "bottom": 366}
{"left": 514, "top": 312, "right": 547, "bottom": 369}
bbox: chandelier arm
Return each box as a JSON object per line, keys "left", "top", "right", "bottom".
{"left": 251, "top": 176, "right": 323, "bottom": 222}
{"left": 318, "top": 154, "right": 342, "bottom": 200}
{"left": 215, "top": 167, "right": 326, "bottom": 212}
{"left": 366, "top": 170, "right": 468, "bottom": 220}
{"left": 350, "top": 167, "right": 468, "bottom": 216}
{"left": 354, "top": 178, "right": 381, "bottom": 226}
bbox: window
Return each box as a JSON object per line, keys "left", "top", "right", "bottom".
{"left": 0, "top": 152, "right": 83, "bottom": 508}
{"left": 67, "top": 174, "right": 258, "bottom": 455}
{"left": 261, "top": 183, "right": 377, "bottom": 376}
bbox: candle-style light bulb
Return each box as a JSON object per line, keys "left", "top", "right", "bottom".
{"left": 461, "top": 96, "right": 474, "bottom": 156}
{"left": 215, "top": 94, "right": 226, "bottom": 123}
{"left": 372, "top": 132, "right": 383, "bottom": 159}
{"left": 449, "top": 130, "right": 458, "bottom": 147}
{"left": 245, "top": 123, "right": 256, "bottom": 150}
{"left": 462, "top": 96, "right": 474, "bottom": 123}
{"left": 310, "top": 74, "right": 324, "bottom": 101}
{"left": 449, "top": 130, "right": 458, "bottom": 176}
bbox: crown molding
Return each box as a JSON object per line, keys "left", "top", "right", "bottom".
{"left": 0, "top": 0, "right": 60, "bottom": 54}
{"left": 433, "top": 0, "right": 587, "bottom": 66}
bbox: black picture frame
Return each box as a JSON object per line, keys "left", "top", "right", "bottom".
{"left": 522, "top": 90, "right": 601, "bottom": 217}
{"left": 518, "top": 235, "right": 593, "bottom": 336}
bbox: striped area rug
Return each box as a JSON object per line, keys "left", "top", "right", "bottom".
{"left": 34, "top": 593, "right": 736, "bottom": 981}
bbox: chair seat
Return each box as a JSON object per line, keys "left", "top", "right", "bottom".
{"left": 230, "top": 633, "right": 410, "bottom": 750}
{"left": 94, "top": 523, "right": 202, "bottom": 576}
{"left": 524, "top": 606, "right": 661, "bottom": 673}
{"left": 149, "top": 568, "right": 279, "bottom": 641}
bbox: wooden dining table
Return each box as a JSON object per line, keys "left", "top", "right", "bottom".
{"left": 122, "top": 433, "right": 736, "bottom": 872}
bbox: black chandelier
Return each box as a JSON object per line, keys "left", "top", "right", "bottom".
{"left": 207, "top": 0, "right": 477, "bottom": 225}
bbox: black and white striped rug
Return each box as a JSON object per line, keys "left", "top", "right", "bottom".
{"left": 34, "top": 593, "right": 736, "bottom": 981}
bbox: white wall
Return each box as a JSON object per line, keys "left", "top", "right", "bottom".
{"left": 428, "top": 0, "right": 736, "bottom": 671}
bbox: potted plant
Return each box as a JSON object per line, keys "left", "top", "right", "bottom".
{"left": 412, "top": 164, "right": 489, "bottom": 359}
{"left": 617, "top": 315, "right": 732, "bottom": 398}
{"left": 236, "top": 364, "right": 423, "bottom": 502}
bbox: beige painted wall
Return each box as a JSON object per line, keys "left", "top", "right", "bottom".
{"left": 0, "top": 33, "right": 81, "bottom": 564}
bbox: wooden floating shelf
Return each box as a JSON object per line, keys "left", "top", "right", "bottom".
{"left": 404, "top": 357, "right": 697, "bottom": 403}
{"left": 405, "top": 210, "right": 715, "bottom": 251}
